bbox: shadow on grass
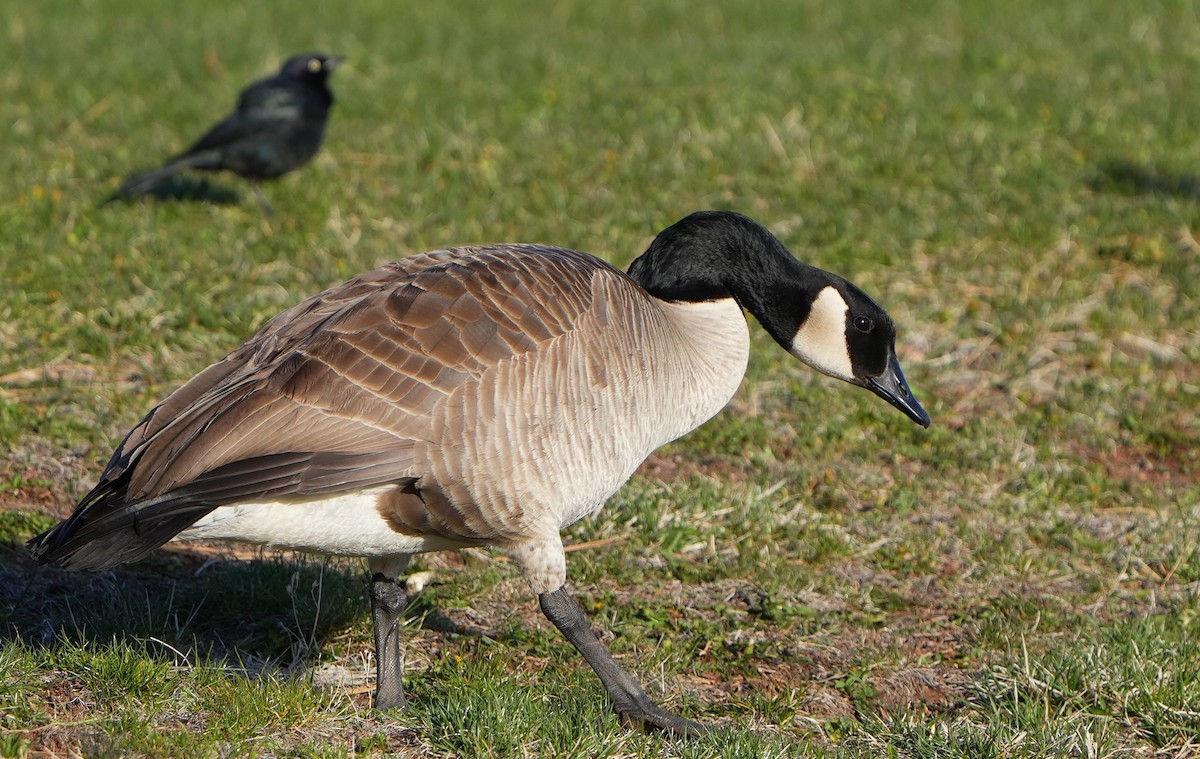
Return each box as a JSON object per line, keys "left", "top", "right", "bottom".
{"left": 102, "top": 175, "right": 243, "bottom": 207}
{"left": 0, "top": 534, "right": 364, "bottom": 674}
{"left": 0, "top": 515, "right": 500, "bottom": 685}
{"left": 1091, "top": 158, "right": 1200, "bottom": 201}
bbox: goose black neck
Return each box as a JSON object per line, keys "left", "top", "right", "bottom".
{"left": 627, "top": 211, "right": 833, "bottom": 346}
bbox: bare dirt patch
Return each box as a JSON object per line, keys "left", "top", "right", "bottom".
{"left": 636, "top": 450, "right": 751, "bottom": 484}
{"left": 1099, "top": 441, "right": 1199, "bottom": 489}
{"left": 0, "top": 438, "right": 99, "bottom": 520}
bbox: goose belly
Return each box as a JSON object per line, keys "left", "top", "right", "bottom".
{"left": 176, "top": 487, "right": 467, "bottom": 557}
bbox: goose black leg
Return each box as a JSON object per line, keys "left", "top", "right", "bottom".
{"left": 370, "top": 572, "right": 409, "bottom": 711}
{"left": 539, "top": 585, "right": 709, "bottom": 736}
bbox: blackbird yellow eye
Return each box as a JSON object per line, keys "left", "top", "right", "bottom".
{"left": 308, "top": 58, "right": 322, "bottom": 73}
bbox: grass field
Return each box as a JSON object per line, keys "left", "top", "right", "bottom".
{"left": 3, "top": 0, "right": 1200, "bottom": 756}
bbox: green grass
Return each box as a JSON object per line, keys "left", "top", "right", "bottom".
{"left": 3, "top": 0, "right": 1200, "bottom": 756}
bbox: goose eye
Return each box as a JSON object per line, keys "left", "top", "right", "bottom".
{"left": 853, "top": 316, "right": 874, "bottom": 334}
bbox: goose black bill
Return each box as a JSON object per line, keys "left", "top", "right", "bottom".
{"left": 866, "top": 352, "right": 930, "bottom": 428}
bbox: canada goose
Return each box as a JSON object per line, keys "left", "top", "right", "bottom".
{"left": 29, "top": 210, "right": 929, "bottom": 735}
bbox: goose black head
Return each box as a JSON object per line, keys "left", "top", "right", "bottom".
{"left": 628, "top": 211, "right": 930, "bottom": 428}
{"left": 787, "top": 275, "right": 930, "bottom": 428}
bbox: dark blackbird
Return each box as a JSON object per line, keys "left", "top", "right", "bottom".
{"left": 114, "top": 53, "right": 342, "bottom": 212}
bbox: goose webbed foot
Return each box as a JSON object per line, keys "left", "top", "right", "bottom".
{"left": 538, "top": 584, "right": 712, "bottom": 737}
{"left": 612, "top": 691, "right": 712, "bottom": 737}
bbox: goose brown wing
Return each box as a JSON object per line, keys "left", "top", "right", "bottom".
{"left": 31, "top": 245, "right": 620, "bottom": 567}
{"left": 127, "top": 245, "right": 613, "bottom": 500}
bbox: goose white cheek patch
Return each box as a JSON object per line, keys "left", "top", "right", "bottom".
{"left": 789, "top": 286, "right": 854, "bottom": 381}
